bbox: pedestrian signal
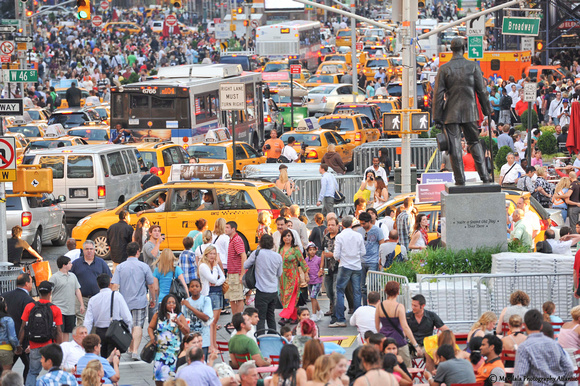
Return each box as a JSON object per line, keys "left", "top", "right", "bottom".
{"left": 173, "top": 0, "right": 182, "bottom": 8}
{"left": 77, "top": 0, "right": 90, "bottom": 19}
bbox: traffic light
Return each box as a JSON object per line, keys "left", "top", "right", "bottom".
{"left": 77, "top": 0, "right": 90, "bottom": 20}
{"left": 172, "top": 0, "right": 181, "bottom": 8}
{"left": 418, "top": 0, "right": 425, "bottom": 8}
{"left": 536, "top": 40, "right": 543, "bottom": 51}
{"left": 25, "top": 10, "right": 33, "bottom": 16}
{"left": 231, "top": 8, "right": 237, "bottom": 20}
{"left": 237, "top": 7, "right": 243, "bottom": 13}
{"left": 243, "top": 20, "right": 249, "bottom": 26}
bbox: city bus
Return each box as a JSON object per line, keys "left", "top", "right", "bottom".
{"left": 255, "top": 20, "right": 321, "bottom": 71}
{"left": 110, "top": 64, "right": 264, "bottom": 149}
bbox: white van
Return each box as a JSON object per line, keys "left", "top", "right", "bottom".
{"left": 23, "top": 144, "right": 144, "bottom": 224}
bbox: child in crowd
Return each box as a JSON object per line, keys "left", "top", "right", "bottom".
{"left": 179, "top": 236, "right": 196, "bottom": 283}
{"left": 280, "top": 326, "right": 293, "bottom": 342}
{"left": 305, "top": 243, "right": 323, "bottom": 321}
{"left": 292, "top": 308, "right": 319, "bottom": 338}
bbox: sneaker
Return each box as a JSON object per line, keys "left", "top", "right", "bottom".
{"left": 132, "top": 353, "right": 141, "bottom": 361}
{"left": 324, "top": 310, "right": 333, "bottom": 316}
{"left": 329, "top": 322, "right": 347, "bottom": 328}
{"left": 311, "top": 314, "right": 318, "bottom": 322}
{"left": 317, "top": 310, "right": 324, "bottom": 320}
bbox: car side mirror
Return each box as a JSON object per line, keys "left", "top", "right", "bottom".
{"left": 58, "top": 195, "right": 66, "bottom": 203}
{"left": 346, "top": 139, "right": 351, "bottom": 143}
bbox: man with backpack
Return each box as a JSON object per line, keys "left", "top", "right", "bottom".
{"left": 499, "top": 88, "right": 513, "bottom": 125}
{"left": 379, "top": 230, "right": 408, "bottom": 270}
{"left": 18, "top": 281, "right": 63, "bottom": 386}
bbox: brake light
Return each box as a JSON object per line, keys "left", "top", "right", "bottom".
{"left": 355, "top": 132, "right": 362, "bottom": 142}
{"left": 21, "top": 212, "right": 32, "bottom": 227}
{"left": 550, "top": 219, "right": 558, "bottom": 227}
{"left": 307, "top": 150, "right": 319, "bottom": 159}
{"left": 98, "top": 185, "right": 106, "bottom": 198}
{"left": 540, "top": 219, "right": 550, "bottom": 231}
{"left": 157, "top": 167, "right": 166, "bottom": 176}
{"left": 16, "top": 156, "right": 22, "bottom": 165}
{"left": 423, "top": 95, "right": 429, "bottom": 104}
{"left": 264, "top": 115, "right": 272, "bottom": 123}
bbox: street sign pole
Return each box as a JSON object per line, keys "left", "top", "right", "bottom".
{"left": 350, "top": 0, "right": 357, "bottom": 103}
{"left": 290, "top": 71, "right": 294, "bottom": 131}
{"left": 0, "top": 119, "right": 4, "bottom": 262}
{"left": 527, "top": 101, "right": 532, "bottom": 165}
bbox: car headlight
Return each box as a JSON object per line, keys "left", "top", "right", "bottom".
{"left": 76, "top": 216, "right": 91, "bottom": 227}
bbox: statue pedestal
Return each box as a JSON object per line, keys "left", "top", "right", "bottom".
{"left": 441, "top": 183, "right": 507, "bottom": 251}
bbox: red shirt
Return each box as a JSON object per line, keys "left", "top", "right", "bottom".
{"left": 574, "top": 249, "right": 580, "bottom": 287}
{"left": 227, "top": 232, "right": 245, "bottom": 274}
{"left": 21, "top": 299, "right": 63, "bottom": 349}
{"left": 463, "top": 153, "right": 476, "bottom": 171}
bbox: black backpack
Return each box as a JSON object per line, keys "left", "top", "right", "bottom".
{"left": 27, "top": 302, "right": 55, "bottom": 343}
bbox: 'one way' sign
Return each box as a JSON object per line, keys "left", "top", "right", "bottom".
{"left": 0, "top": 99, "right": 23, "bottom": 116}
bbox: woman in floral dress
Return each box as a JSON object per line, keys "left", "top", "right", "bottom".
{"left": 148, "top": 294, "right": 190, "bottom": 385}
{"left": 278, "top": 229, "right": 308, "bottom": 325}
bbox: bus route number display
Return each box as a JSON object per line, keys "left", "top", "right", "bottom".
{"left": 219, "top": 83, "right": 246, "bottom": 111}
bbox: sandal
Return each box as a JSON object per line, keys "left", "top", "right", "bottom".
{"left": 221, "top": 309, "right": 231, "bottom": 315}
{"left": 217, "top": 325, "right": 223, "bottom": 331}
{"left": 225, "top": 322, "right": 234, "bottom": 334}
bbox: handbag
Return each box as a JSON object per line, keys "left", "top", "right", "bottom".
{"left": 242, "top": 249, "right": 260, "bottom": 290}
{"left": 140, "top": 340, "right": 156, "bottom": 363}
{"left": 105, "top": 291, "right": 132, "bottom": 353}
{"left": 169, "top": 270, "right": 188, "bottom": 303}
{"left": 222, "top": 278, "right": 230, "bottom": 294}
{"left": 298, "top": 267, "right": 308, "bottom": 288}
{"left": 334, "top": 190, "right": 346, "bottom": 204}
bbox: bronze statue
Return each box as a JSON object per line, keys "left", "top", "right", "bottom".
{"left": 433, "top": 38, "right": 492, "bottom": 185}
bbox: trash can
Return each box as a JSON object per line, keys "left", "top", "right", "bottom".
{"left": 394, "top": 167, "right": 417, "bottom": 193}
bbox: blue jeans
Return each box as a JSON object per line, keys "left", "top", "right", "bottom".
{"left": 25, "top": 347, "right": 41, "bottom": 386}
{"left": 361, "top": 262, "right": 379, "bottom": 305}
{"left": 334, "top": 267, "right": 362, "bottom": 323}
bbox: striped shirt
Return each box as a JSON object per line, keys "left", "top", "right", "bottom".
{"left": 36, "top": 368, "right": 78, "bottom": 386}
{"left": 179, "top": 249, "right": 197, "bottom": 283}
{"left": 227, "top": 232, "right": 245, "bottom": 274}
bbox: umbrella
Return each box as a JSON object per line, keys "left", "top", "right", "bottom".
{"left": 567, "top": 101, "right": 580, "bottom": 154}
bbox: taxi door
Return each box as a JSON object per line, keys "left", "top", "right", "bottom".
{"left": 241, "top": 144, "right": 264, "bottom": 167}
{"left": 234, "top": 144, "right": 250, "bottom": 173}
{"left": 360, "top": 116, "right": 380, "bottom": 143}
{"left": 329, "top": 132, "right": 354, "bottom": 165}
{"left": 216, "top": 187, "right": 256, "bottom": 249}
{"left": 165, "top": 187, "right": 218, "bottom": 250}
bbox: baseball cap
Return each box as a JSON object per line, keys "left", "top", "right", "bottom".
{"left": 306, "top": 242, "right": 317, "bottom": 250}
{"left": 150, "top": 167, "right": 159, "bottom": 174}
{"left": 564, "top": 98, "right": 569, "bottom": 103}
{"left": 38, "top": 281, "right": 54, "bottom": 293}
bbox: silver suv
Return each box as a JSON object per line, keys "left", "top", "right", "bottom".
{"left": 6, "top": 188, "right": 67, "bottom": 255}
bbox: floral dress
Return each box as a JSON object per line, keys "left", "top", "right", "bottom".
{"left": 153, "top": 313, "right": 183, "bottom": 381}
{"left": 278, "top": 246, "right": 307, "bottom": 319}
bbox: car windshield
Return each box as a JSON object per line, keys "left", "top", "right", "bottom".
{"left": 187, "top": 146, "right": 227, "bottom": 160}
{"left": 337, "top": 30, "right": 351, "bottom": 37}
{"left": 325, "top": 55, "right": 346, "bottom": 62}
{"left": 264, "top": 62, "right": 289, "bottom": 72}
{"left": 48, "top": 113, "right": 88, "bottom": 129}
{"left": 387, "top": 84, "right": 425, "bottom": 97}
{"left": 280, "top": 133, "right": 321, "bottom": 146}
{"left": 335, "top": 105, "right": 375, "bottom": 118}
{"left": 26, "top": 110, "right": 42, "bottom": 120}
{"left": 94, "top": 108, "right": 108, "bottom": 119}
{"left": 260, "top": 186, "right": 293, "bottom": 209}
{"left": 29, "top": 140, "right": 73, "bottom": 150}
{"left": 319, "top": 64, "right": 344, "bottom": 73}
{"left": 390, "top": 58, "right": 402, "bottom": 66}
{"left": 67, "top": 129, "right": 109, "bottom": 141}
{"left": 370, "top": 101, "right": 394, "bottom": 113}
{"left": 219, "top": 56, "right": 251, "bottom": 71}
{"left": 366, "top": 59, "right": 390, "bottom": 68}
{"left": 309, "top": 86, "right": 336, "bottom": 94}
{"left": 320, "top": 47, "right": 334, "bottom": 54}
{"left": 319, "top": 118, "right": 356, "bottom": 131}
{"left": 7, "top": 126, "right": 41, "bottom": 137}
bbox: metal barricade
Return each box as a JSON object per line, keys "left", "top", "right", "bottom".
{"left": 366, "top": 271, "right": 411, "bottom": 310}
{"left": 290, "top": 174, "right": 361, "bottom": 219}
{"left": 353, "top": 139, "right": 441, "bottom": 176}
{"left": 0, "top": 265, "right": 24, "bottom": 294}
{"left": 416, "top": 273, "right": 575, "bottom": 328}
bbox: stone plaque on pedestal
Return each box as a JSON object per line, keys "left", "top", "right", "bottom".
{"left": 441, "top": 183, "right": 507, "bottom": 251}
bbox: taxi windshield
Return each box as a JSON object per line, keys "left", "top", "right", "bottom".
{"left": 187, "top": 146, "right": 227, "bottom": 160}
{"left": 280, "top": 133, "right": 321, "bottom": 146}
{"left": 337, "top": 30, "right": 351, "bottom": 37}
{"left": 319, "top": 118, "right": 356, "bottom": 131}
{"left": 139, "top": 151, "right": 158, "bottom": 168}
{"left": 370, "top": 101, "right": 394, "bottom": 113}
{"left": 26, "top": 110, "right": 42, "bottom": 120}
{"left": 29, "top": 140, "right": 73, "bottom": 150}
{"left": 307, "top": 76, "right": 335, "bottom": 84}
{"left": 264, "top": 62, "right": 289, "bottom": 72}
{"left": 8, "top": 126, "right": 41, "bottom": 137}
{"left": 68, "top": 129, "right": 109, "bottom": 141}
{"left": 366, "top": 59, "right": 390, "bottom": 68}
{"left": 335, "top": 105, "right": 375, "bottom": 118}
{"left": 260, "top": 186, "right": 293, "bottom": 209}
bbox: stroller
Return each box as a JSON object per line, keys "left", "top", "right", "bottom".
{"left": 256, "top": 329, "right": 288, "bottom": 364}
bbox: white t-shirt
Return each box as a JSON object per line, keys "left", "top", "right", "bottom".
{"left": 364, "top": 166, "right": 388, "bottom": 182}
{"left": 514, "top": 140, "right": 526, "bottom": 160}
{"left": 281, "top": 145, "right": 299, "bottom": 162}
{"left": 547, "top": 239, "right": 574, "bottom": 256}
{"left": 212, "top": 233, "right": 230, "bottom": 269}
{"left": 500, "top": 162, "right": 525, "bottom": 184}
{"left": 64, "top": 249, "right": 82, "bottom": 263}
{"left": 350, "top": 305, "right": 377, "bottom": 344}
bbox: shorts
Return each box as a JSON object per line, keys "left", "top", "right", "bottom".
{"left": 208, "top": 289, "right": 224, "bottom": 310}
{"left": 309, "top": 283, "right": 322, "bottom": 299}
{"left": 0, "top": 350, "right": 13, "bottom": 366}
{"left": 62, "top": 314, "right": 76, "bottom": 334}
{"left": 224, "top": 273, "right": 244, "bottom": 302}
{"left": 131, "top": 308, "right": 147, "bottom": 328}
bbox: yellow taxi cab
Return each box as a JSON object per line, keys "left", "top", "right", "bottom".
{"left": 66, "top": 124, "right": 111, "bottom": 144}
{"left": 91, "top": 103, "right": 111, "bottom": 125}
{"left": 55, "top": 87, "right": 91, "bottom": 108}
{"left": 102, "top": 22, "right": 142, "bottom": 34}
{"left": 358, "top": 35, "right": 382, "bottom": 46}
{"left": 388, "top": 56, "right": 404, "bottom": 78}
{"left": 363, "top": 57, "right": 397, "bottom": 81}
{"left": 375, "top": 190, "right": 556, "bottom": 245}
{"left": 318, "top": 113, "right": 381, "bottom": 144}
{"left": 336, "top": 29, "right": 355, "bottom": 47}
{"left": 316, "top": 61, "right": 349, "bottom": 75}
{"left": 26, "top": 124, "right": 88, "bottom": 151}
{"left": 280, "top": 118, "right": 355, "bottom": 169}
{"left": 416, "top": 54, "right": 429, "bottom": 69}
{"left": 71, "top": 178, "right": 293, "bottom": 258}
{"left": 304, "top": 74, "right": 342, "bottom": 88}
{"left": 133, "top": 141, "right": 191, "bottom": 183}
{"left": 186, "top": 129, "right": 266, "bottom": 176}
{"left": 6, "top": 118, "right": 47, "bottom": 140}
{"left": 24, "top": 107, "right": 50, "bottom": 123}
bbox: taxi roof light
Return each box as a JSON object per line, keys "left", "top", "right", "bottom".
{"left": 203, "top": 128, "right": 231, "bottom": 144}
